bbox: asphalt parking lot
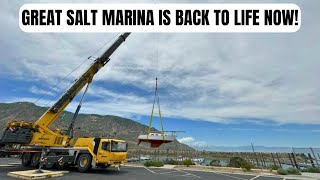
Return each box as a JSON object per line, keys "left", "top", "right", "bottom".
{"left": 0, "top": 158, "right": 298, "bottom": 180}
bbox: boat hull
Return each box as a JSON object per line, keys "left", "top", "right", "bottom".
{"left": 137, "top": 134, "right": 176, "bottom": 148}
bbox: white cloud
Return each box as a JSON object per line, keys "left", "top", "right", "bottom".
{"left": 191, "top": 141, "right": 210, "bottom": 148}
{"left": 1, "top": 0, "right": 320, "bottom": 125}
{"left": 29, "top": 86, "right": 55, "bottom": 96}
{"left": 178, "top": 136, "right": 210, "bottom": 148}
{"left": 87, "top": 85, "right": 148, "bottom": 103}
{"left": 177, "top": 137, "right": 195, "bottom": 143}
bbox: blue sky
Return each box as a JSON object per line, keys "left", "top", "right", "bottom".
{"left": 1, "top": 0, "right": 320, "bottom": 150}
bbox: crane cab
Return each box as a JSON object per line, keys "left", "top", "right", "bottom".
{"left": 74, "top": 137, "right": 127, "bottom": 171}
{"left": 97, "top": 139, "right": 127, "bottom": 164}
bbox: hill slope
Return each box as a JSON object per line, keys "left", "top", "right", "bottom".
{"left": 0, "top": 102, "right": 194, "bottom": 151}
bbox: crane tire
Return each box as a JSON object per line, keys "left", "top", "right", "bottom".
{"left": 21, "top": 153, "right": 32, "bottom": 167}
{"left": 30, "top": 153, "right": 41, "bottom": 167}
{"left": 45, "top": 152, "right": 56, "bottom": 169}
{"left": 56, "top": 152, "right": 69, "bottom": 170}
{"left": 77, "top": 154, "right": 92, "bottom": 172}
{"left": 56, "top": 162, "right": 69, "bottom": 170}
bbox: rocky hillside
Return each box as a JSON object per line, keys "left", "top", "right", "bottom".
{"left": 0, "top": 102, "right": 194, "bottom": 151}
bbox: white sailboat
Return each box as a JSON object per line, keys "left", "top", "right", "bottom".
{"left": 138, "top": 133, "right": 176, "bottom": 147}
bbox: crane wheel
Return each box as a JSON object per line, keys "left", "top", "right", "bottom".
{"left": 77, "top": 154, "right": 92, "bottom": 172}
{"left": 22, "top": 153, "right": 32, "bottom": 167}
{"left": 45, "top": 152, "right": 56, "bottom": 169}
{"left": 21, "top": 153, "right": 32, "bottom": 167}
{"left": 56, "top": 153, "right": 69, "bottom": 170}
{"left": 56, "top": 162, "right": 69, "bottom": 170}
{"left": 30, "top": 153, "right": 41, "bottom": 167}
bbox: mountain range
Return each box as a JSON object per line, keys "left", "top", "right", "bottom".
{"left": 0, "top": 102, "right": 194, "bottom": 151}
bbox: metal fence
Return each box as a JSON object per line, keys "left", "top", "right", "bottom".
{"left": 128, "top": 147, "right": 320, "bottom": 169}
{"left": 292, "top": 147, "right": 320, "bottom": 168}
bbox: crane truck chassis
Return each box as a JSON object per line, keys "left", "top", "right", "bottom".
{"left": 0, "top": 32, "right": 131, "bottom": 172}
{"left": 16, "top": 137, "right": 128, "bottom": 172}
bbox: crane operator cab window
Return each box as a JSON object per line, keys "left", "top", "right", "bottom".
{"left": 111, "top": 141, "right": 127, "bottom": 152}
{"left": 101, "top": 141, "right": 110, "bottom": 151}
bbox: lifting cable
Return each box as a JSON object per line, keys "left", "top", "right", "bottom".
{"left": 156, "top": 79, "right": 165, "bottom": 137}
{"left": 147, "top": 78, "right": 165, "bottom": 140}
{"left": 147, "top": 32, "right": 165, "bottom": 140}
{"left": 14, "top": 33, "right": 120, "bottom": 121}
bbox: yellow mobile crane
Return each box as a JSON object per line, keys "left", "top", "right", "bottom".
{"left": 0, "top": 33, "right": 131, "bottom": 172}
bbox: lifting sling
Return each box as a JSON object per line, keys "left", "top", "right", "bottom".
{"left": 147, "top": 78, "right": 165, "bottom": 140}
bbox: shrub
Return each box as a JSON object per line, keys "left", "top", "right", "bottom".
{"left": 144, "top": 161, "right": 152, "bottom": 167}
{"left": 153, "top": 161, "right": 164, "bottom": 167}
{"left": 144, "top": 161, "right": 164, "bottom": 167}
{"left": 163, "top": 159, "right": 183, "bottom": 165}
{"left": 209, "top": 159, "right": 221, "bottom": 167}
{"left": 287, "top": 167, "right": 301, "bottom": 175}
{"left": 270, "top": 165, "right": 280, "bottom": 170}
{"left": 240, "top": 161, "right": 253, "bottom": 171}
{"left": 277, "top": 168, "right": 288, "bottom": 175}
{"left": 228, "top": 157, "right": 246, "bottom": 168}
{"left": 301, "top": 167, "right": 320, "bottom": 173}
{"left": 183, "top": 159, "right": 193, "bottom": 167}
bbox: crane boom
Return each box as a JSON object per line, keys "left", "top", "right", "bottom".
{"left": 39, "top": 33, "right": 130, "bottom": 128}
{"left": 0, "top": 32, "right": 131, "bottom": 147}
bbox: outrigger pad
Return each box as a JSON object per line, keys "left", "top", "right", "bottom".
{"left": 8, "top": 169, "right": 68, "bottom": 179}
